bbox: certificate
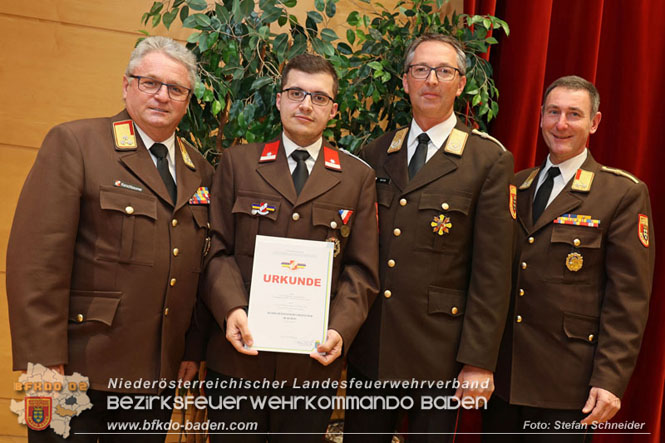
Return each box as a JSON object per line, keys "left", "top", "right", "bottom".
{"left": 247, "top": 235, "right": 334, "bottom": 354}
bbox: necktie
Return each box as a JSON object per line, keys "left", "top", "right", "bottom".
{"left": 291, "top": 150, "right": 310, "bottom": 195}
{"left": 532, "top": 166, "right": 561, "bottom": 223}
{"left": 150, "top": 143, "right": 177, "bottom": 204}
{"left": 408, "top": 133, "right": 430, "bottom": 179}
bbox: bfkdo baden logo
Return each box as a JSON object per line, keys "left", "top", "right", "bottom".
{"left": 25, "top": 397, "right": 52, "bottom": 431}
{"left": 11, "top": 363, "right": 92, "bottom": 438}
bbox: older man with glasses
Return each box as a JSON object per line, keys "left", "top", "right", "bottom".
{"left": 344, "top": 33, "right": 514, "bottom": 442}
{"left": 7, "top": 36, "right": 213, "bottom": 442}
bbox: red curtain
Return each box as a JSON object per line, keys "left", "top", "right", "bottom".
{"left": 460, "top": 1, "right": 665, "bottom": 442}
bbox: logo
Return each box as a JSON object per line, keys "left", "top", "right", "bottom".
{"left": 638, "top": 214, "right": 649, "bottom": 247}
{"left": 281, "top": 260, "right": 306, "bottom": 271}
{"left": 25, "top": 397, "right": 52, "bottom": 431}
{"left": 251, "top": 202, "right": 276, "bottom": 216}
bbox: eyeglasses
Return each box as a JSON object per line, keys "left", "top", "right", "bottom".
{"left": 129, "top": 75, "right": 192, "bottom": 101}
{"left": 281, "top": 88, "right": 334, "bottom": 106}
{"left": 407, "top": 64, "right": 463, "bottom": 81}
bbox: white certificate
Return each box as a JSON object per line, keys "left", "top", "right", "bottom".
{"left": 247, "top": 235, "right": 334, "bottom": 354}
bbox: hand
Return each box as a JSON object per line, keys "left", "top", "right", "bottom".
{"left": 177, "top": 361, "right": 199, "bottom": 382}
{"left": 309, "top": 329, "right": 343, "bottom": 366}
{"left": 580, "top": 387, "right": 621, "bottom": 425}
{"left": 454, "top": 365, "right": 494, "bottom": 407}
{"left": 225, "top": 308, "right": 258, "bottom": 356}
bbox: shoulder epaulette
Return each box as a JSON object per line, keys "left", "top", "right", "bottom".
{"left": 471, "top": 129, "right": 507, "bottom": 151}
{"left": 601, "top": 166, "right": 639, "bottom": 184}
{"left": 339, "top": 148, "right": 372, "bottom": 170}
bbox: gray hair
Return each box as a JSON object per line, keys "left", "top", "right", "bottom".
{"left": 543, "top": 75, "right": 600, "bottom": 117}
{"left": 403, "top": 34, "right": 467, "bottom": 76}
{"left": 125, "top": 36, "right": 198, "bottom": 89}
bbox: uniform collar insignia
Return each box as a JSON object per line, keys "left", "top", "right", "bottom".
{"left": 387, "top": 128, "right": 408, "bottom": 154}
{"left": 324, "top": 146, "right": 342, "bottom": 171}
{"left": 113, "top": 120, "right": 138, "bottom": 150}
{"left": 519, "top": 168, "right": 540, "bottom": 190}
{"left": 571, "top": 168, "right": 594, "bottom": 192}
{"left": 177, "top": 137, "right": 196, "bottom": 170}
{"left": 260, "top": 140, "right": 280, "bottom": 162}
{"left": 443, "top": 128, "right": 468, "bottom": 156}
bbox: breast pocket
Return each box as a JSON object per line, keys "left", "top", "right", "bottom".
{"left": 416, "top": 192, "right": 472, "bottom": 252}
{"left": 98, "top": 187, "right": 157, "bottom": 265}
{"left": 547, "top": 224, "right": 603, "bottom": 284}
{"left": 312, "top": 202, "right": 355, "bottom": 242}
{"left": 231, "top": 191, "right": 281, "bottom": 255}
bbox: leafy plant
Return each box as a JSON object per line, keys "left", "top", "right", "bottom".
{"left": 141, "top": 0, "right": 508, "bottom": 161}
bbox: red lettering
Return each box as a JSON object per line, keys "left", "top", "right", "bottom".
{"left": 272, "top": 275, "right": 280, "bottom": 283}
{"left": 280, "top": 276, "right": 288, "bottom": 284}
{"left": 315, "top": 278, "right": 321, "bottom": 287}
{"left": 263, "top": 274, "right": 271, "bottom": 282}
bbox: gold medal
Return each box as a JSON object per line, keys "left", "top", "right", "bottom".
{"left": 326, "top": 237, "right": 341, "bottom": 257}
{"left": 566, "top": 252, "right": 583, "bottom": 272}
{"left": 340, "top": 225, "right": 350, "bottom": 238}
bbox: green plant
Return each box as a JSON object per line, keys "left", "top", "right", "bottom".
{"left": 142, "top": 0, "right": 508, "bottom": 161}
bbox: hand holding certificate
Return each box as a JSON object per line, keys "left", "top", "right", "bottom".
{"left": 246, "top": 235, "right": 335, "bottom": 355}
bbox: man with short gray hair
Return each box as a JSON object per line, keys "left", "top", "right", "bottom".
{"left": 7, "top": 36, "right": 213, "bottom": 441}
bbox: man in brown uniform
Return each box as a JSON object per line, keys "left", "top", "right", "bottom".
{"left": 344, "top": 34, "right": 514, "bottom": 442}
{"left": 7, "top": 37, "right": 213, "bottom": 442}
{"left": 485, "top": 76, "right": 655, "bottom": 442}
{"left": 197, "top": 54, "right": 379, "bottom": 441}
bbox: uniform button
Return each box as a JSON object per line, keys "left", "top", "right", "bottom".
{"left": 171, "top": 219, "right": 178, "bottom": 227}
{"left": 393, "top": 228, "right": 401, "bottom": 237}
{"left": 516, "top": 315, "right": 523, "bottom": 323}
{"left": 76, "top": 314, "right": 84, "bottom": 323}
{"left": 125, "top": 206, "right": 134, "bottom": 215}
{"left": 384, "top": 290, "right": 392, "bottom": 298}
{"left": 441, "top": 202, "right": 450, "bottom": 210}
{"left": 574, "top": 238, "right": 581, "bottom": 247}
{"left": 521, "top": 262, "right": 527, "bottom": 270}
{"left": 451, "top": 306, "right": 459, "bottom": 315}
{"left": 170, "top": 278, "right": 177, "bottom": 287}
{"left": 399, "top": 198, "right": 407, "bottom": 206}
{"left": 519, "top": 289, "right": 525, "bottom": 296}
{"left": 164, "top": 308, "right": 169, "bottom": 316}
{"left": 292, "top": 212, "right": 300, "bottom": 221}
{"left": 387, "top": 259, "right": 396, "bottom": 268}
{"left": 588, "top": 334, "right": 594, "bottom": 342}
{"left": 330, "top": 221, "right": 338, "bottom": 229}
{"left": 173, "top": 248, "right": 179, "bottom": 256}
{"left": 528, "top": 237, "right": 535, "bottom": 244}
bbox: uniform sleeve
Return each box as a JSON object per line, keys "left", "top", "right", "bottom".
{"left": 6, "top": 124, "right": 84, "bottom": 370}
{"left": 589, "top": 182, "right": 655, "bottom": 397}
{"left": 200, "top": 149, "right": 248, "bottom": 328}
{"left": 456, "top": 149, "right": 514, "bottom": 370}
{"left": 328, "top": 165, "right": 380, "bottom": 354}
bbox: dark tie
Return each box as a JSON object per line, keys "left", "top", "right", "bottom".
{"left": 408, "top": 133, "right": 430, "bottom": 179}
{"left": 291, "top": 150, "right": 310, "bottom": 195}
{"left": 150, "top": 143, "right": 177, "bottom": 204}
{"left": 532, "top": 166, "right": 561, "bottom": 223}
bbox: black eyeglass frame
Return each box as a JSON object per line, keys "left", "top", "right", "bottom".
{"left": 406, "top": 64, "right": 464, "bottom": 81}
{"left": 281, "top": 87, "right": 335, "bottom": 106}
{"left": 129, "top": 75, "right": 192, "bottom": 101}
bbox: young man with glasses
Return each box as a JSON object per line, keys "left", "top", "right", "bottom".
{"left": 192, "top": 53, "right": 379, "bottom": 441}
{"left": 344, "top": 34, "right": 514, "bottom": 442}
{"left": 7, "top": 36, "right": 213, "bottom": 442}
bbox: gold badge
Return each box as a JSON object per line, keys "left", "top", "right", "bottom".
{"left": 509, "top": 185, "right": 517, "bottom": 220}
{"left": 431, "top": 214, "right": 452, "bottom": 235}
{"left": 113, "top": 120, "right": 137, "bottom": 150}
{"left": 326, "top": 237, "right": 341, "bottom": 257}
{"left": 178, "top": 138, "right": 196, "bottom": 170}
{"left": 387, "top": 128, "right": 408, "bottom": 153}
{"left": 566, "top": 252, "right": 583, "bottom": 272}
{"left": 571, "top": 169, "right": 594, "bottom": 192}
{"left": 443, "top": 128, "right": 468, "bottom": 156}
{"left": 519, "top": 168, "right": 539, "bottom": 190}
{"left": 340, "top": 225, "right": 351, "bottom": 238}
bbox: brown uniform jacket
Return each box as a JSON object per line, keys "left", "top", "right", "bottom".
{"left": 200, "top": 138, "right": 379, "bottom": 382}
{"left": 348, "top": 121, "right": 514, "bottom": 381}
{"left": 6, "top": 110, "right": 214, "bottom": 393}
{"left": 494, "top": 152, "right": 655, "bottom": 409}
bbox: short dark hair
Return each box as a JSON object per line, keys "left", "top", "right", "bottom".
{"left": 543, "top": 75, "right": 600, "bottom": 117}
{"left": 403, "top": 34, "right": 467, "bottom": 75}
{"left": 280, "top": 53, "right": 339, "bottom": 97}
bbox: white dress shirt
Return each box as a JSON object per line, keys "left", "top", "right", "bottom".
{"left": 534, "top": 148, "right": 588, "bottom": 208}
{"left": 135, "top": 125, "right": 177, "bottom": 184}
{"left": 406, "top": 113, "right": 457, "bottom": 164}
{"left": 282, "top": 132, "right": 322, "bottom": 174}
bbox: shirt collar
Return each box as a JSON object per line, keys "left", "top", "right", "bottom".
{"left": 135, "top": 125, "right": 176, "bottom": 163}
{"left": 282, "top": 132, "right": 322, "bottom": 161}
{"left": 544, "top": 148, "right": 588, "bottom": 185}
{"left": 407, "top": 113, "right": 457, "bottom": 150}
